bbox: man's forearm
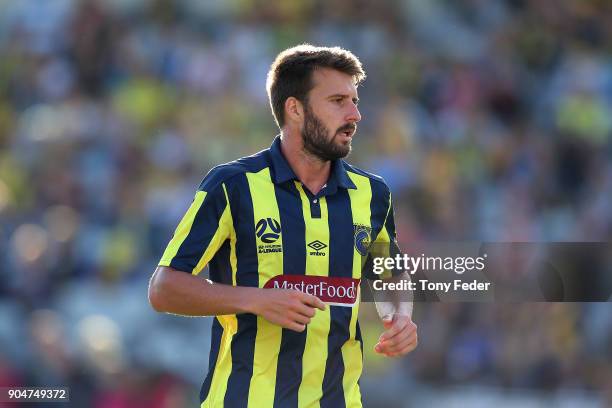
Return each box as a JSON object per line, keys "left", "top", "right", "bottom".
{"left": 372, "top": 271, "right": 414, "bottom": 318}
{"left": 149, "top": 266, "right": 327, "bottom": 332}
{"left": 148, "top": 266, "right": 259, "bottom": 316}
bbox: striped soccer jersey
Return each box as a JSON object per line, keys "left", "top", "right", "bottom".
{"left": 159, "top": 136, "right": 399, "bottom": 408}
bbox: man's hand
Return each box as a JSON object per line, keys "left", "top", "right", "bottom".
{"left": 250, "top": 289, "right": 326, "bottom": 333}
{"left": 374, "top": 314, "right": 418, "bottom": 357}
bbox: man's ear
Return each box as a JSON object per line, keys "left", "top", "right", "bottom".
{"left": 284, "top": 97, "right": 304, "bottom": 124}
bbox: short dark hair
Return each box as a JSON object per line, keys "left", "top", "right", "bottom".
{"left": 266, "top": 44, "right": 366, "bottom": 128}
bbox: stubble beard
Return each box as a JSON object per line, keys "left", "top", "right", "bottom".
{"left": 301, "top": 103, "right": 354, "bottom": 162}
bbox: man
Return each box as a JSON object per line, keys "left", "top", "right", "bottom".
{"left": 148, "top": 44, "right": 418, "bottom": 408}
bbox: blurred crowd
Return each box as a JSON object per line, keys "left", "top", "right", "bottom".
{"left": 0, "top": 0, "right": 611, "bottom": 406}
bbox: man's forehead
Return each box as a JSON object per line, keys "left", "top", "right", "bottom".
{"left": 310, "top": 68, "right": 358, "bottom": 95}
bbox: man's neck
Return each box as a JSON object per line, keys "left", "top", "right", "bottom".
{"left": 279, "top": 131, "right": 331, "bottom": 196}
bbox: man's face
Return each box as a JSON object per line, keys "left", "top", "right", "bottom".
{"left": 301, "top": 68, "right": 361, "bottom": 161}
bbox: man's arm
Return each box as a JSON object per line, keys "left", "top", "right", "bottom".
{"left": 372, "top": 271, "right": 414, "bottom": 319}
{"left": 148, "top": 266, "right": 326, "bottom": 332}
{"left": 371, "top": 271, "right": 418, "bottom": 357}
{"left": 368, "top": 188, "right": 418, "bottom": 357}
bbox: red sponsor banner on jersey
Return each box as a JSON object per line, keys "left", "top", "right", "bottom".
{"left": 264, "top": 275, "right": 360, "bottom": 307}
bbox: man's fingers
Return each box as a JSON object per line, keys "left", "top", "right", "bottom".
{"left": 378, "top": 332, "right": 418, "bottom": 356}
{"left": 384, "top": 338, "right": 418, "bottom": 357}
{"left": 291, "top": 312, "right": 311, "bottom": 326}
{"left": 376, "top": 335, "right": 418, "bottom": 356}
{"left": 301, "top": 293, "right": 326, "bottom": 311}
{"left": 293, "top": 303, "right": 316, "bottom": 318}
{"left": 278, "top": 311, "right": 309, "bottom": 332}
{"left": 380, "top": 318, "right": 412, "bottom": 343}
{"left": 287, "top": 322, "right": 306, "bottom": 332}
{"left": 400, "top": 337, "right": 418, "bottom": 354}
{"left": 384, "top": 331, "right": 417, "bottom": 352}
{"left": 388, "top": 327, "right": 417, "bottom": 347}
{"left": 375, "top": 319, "right": 418, "bottom": 355}
{"left": 378, "top": 331, "right": 411, "bottom": 351}
{"left": 260, "top": 290, "right": 330, "bottom": 331}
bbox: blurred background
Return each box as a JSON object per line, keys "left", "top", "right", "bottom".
{"left": 0, "top": 0, "right": 611, "bottom": 406}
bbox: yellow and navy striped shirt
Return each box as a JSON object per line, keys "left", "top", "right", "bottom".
{"left": 159, "top": 136, "right": 399, "bottom": 408}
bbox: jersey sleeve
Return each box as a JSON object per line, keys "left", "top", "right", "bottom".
{"left": 364, "top": 189, "right": 403, "bottom": 280}
{"left": 158, "top": 179, "right": 233, "bottom": 275}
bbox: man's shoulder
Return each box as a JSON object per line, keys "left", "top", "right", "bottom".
{"left": 199, "top": 148, "right": 270, "bottom": 192}
{"left": 341, "top": 161, "right": 389, "bottom": 192}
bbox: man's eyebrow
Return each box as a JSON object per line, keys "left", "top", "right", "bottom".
{"left": 327, "top": 94, "right": 360, "bottom": 103}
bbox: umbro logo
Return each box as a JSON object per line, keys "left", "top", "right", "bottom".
{"left": 308, "top": 240, "right": 327, "bottom": 251}
{"left": 308, "top": 240, "right": 327, "bottom": 256}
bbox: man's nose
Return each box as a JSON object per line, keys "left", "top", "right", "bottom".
{"left": 346, "top": 103, "right": 361, "bottom": 123}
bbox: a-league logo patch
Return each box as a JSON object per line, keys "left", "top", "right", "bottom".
{"left": 353, "top": 224, "right": 372, "bottom": 256}
{"left": 256, "top": 217, "right": 282, "bottom": 254}
{"left": 256, "top": 217, "right": 281, "bottom": 243}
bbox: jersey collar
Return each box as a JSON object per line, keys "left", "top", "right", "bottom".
{"left": 269, "top": 135, "right": 357, "bottom": 191}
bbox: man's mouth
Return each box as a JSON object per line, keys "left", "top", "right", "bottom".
{"left": 338, "top": 126, "right": 356, "bottom": 138}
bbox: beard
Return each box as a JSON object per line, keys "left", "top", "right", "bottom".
{"left": 301, "top": 103, "right": 355, "bottom": 161}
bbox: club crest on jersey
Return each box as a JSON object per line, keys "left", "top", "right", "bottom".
{"left": 353, "top": 224, "right": 372, "bottom": 256}
{"left": 256, "top": 217, "right": 282, "bottom": 254}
